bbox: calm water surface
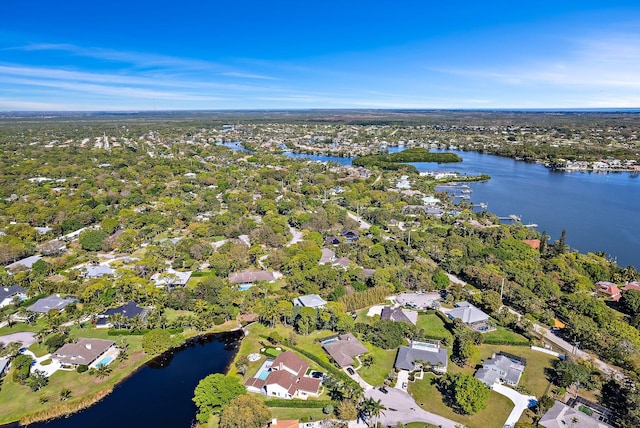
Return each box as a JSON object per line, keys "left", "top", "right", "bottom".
{"left": 280, "top": 147, "right": 640, "bottom": 268}
{"left": 28, "top": 332, "right": 241, "bottom": 428}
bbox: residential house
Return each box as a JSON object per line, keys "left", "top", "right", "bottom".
{"left": 474, "top": 352, "right": 526, "bottom": 387}
{"left": 322, "top": 333, "right": 368, "bottom": 367}
{"left": 52, "top": 338, "right": 116, "bottom": 368}
{"left": 0, "top": 357, "right": 9, "bottom": 376}
{"left": 395, "top": 341, "right": 448, "bottom": 373}
{"left": 6, "top": 255, "right": 42, "bottom": 272}
{"left": 623, "top": 281, "right": 640, "bottom": 292}
{"left": 381, "top": 306, "right": 418, "bottom": 325}
{"left": 293, "top": 294, "right": 327, "bottom": 309}
{"left": 319, "top": 248, "right": 336, "bottom": 265}
{"left": 324, "top": 236, "right": 341, "bottom": 246}
{"left": 28, "top": 295, "right": 76, "bottom": 314}
{"left": 333, "top": 257, "right": 352, "bottom": 269}
{"left": 37, "top": 239, "right": 67, "bottom": 256}
{"left": 522, "top": 239, "right": 541, "bottom": 250}
{"left": 151, "top": 269, "right": 192, "bottom": 289}
{"left": 0, "top": 285, "right": 26, "bottom": 308}
{"left": 84, "top": 264, "right": 115, "bottom": 279}
{"left": 447, "top": 302, "right": 491, "bottom": 331}
{"left": 596, "top": 281, "right": 621, "bottom": 302}
{"left": 95, "top": 301, "right": 147, "bottom": 328}
{"left": 244, "top": 351, "right": 321, "bottom": 400}
{"left": 539, "top": 400, "right": 613, "bottom": 428}
{"left": 341, "top": 230, "right": 360, "bottom": 243}
{"left": 228, "top": 270, "right": 278, "bottom": 288}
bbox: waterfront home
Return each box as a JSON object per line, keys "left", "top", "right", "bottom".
{"left": 0, "top": 285, "right": 26, "bottom": 308}
{"left": 380, "top": 306, "right": 418, "bottom": 325}
{"left": 28, "top": 295, "right": 75, "bottom": 314}
{"left": 623, "top": 281, "right": 640, "bottom": 292}
{"left": 244, "top": 351, "right": 320, "bottom": 400}
{"left": 95, "top": 301, "right": 148, "bottom": 328}
{"left": 474, "top": 352, "right": 526, "bottom": 387}
{"left": 522, "top": 239, "right": 541, "bottom": 250}
{"left": 395, "top": 341, "right": 448, "bottom": 373}
{"left": 52, "top": 338, "right": 116, "bottom": 368}
{"left": 293, "top": 294, "right": 327, "bottom": 309}
{"left": 322, "top": 333, "right": 368, "bottom": 367}
{"left": 447, "top": 301, "right": 491, "bottom": 331}
{"left": 596, "top": 281, "right": 621, "bottom": 302}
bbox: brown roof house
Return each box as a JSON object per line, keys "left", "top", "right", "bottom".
{"left": 381, "top": 306, "right": 418, "bottom": 325}
{"left": 228, "top": 270, "right": 279, "bottom": 288}
{"left": 322, "top": 333, "right": 368, "bottom": 367}
{"left": 245, "top": 351, "right": 320, "bottom": 400}
{"left": 52, "top": 338, "right": 116, "bottom": 368}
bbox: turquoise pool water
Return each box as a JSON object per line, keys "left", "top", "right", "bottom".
{"left": 96, "top": 355, "right": 114, "bottom": 367}
{"left": 257, "top": 369, "right": 270, "bottom": 381}
{"left": 238, "top": 284, "right": 253, "bottom": 291}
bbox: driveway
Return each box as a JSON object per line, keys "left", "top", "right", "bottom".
{"left": 21, "top": 349, "right": 62, "bottom": 377}
{"left": 365, "top": 387, "right": 463, "bottom": 428}
{"left": 492, "top": 383, "right": 537, "bottom": 427}
{"left": 287, "top": 226, "right": 303, "bottom": 247}
{"left": 345, "top": 367, "right": 373, "bottom": 391}
{"left": 395, "top": 369, "right": 409, "bottom": 390}
{"left": 0, "top": 332, "right": 37, "bottom": 348}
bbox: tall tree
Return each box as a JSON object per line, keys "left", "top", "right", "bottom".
{"left": 219, "top": 394, "right": 271, "bottom": 428}
{"left": 192, "top": 374, "right": 246, "bottom": 423}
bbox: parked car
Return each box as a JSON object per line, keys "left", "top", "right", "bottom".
{"left": 402, "top": 382, "right": 408, "bottom": 389}
{"left": 379, "top": 387, "right": 388, "bottom": 394}
{"left": 346, "top": 367, "right": 355, "bottom": 375}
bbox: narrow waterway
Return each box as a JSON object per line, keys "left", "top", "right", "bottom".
{"left": 27, "top": 331, "right": 242, "bottom": 428}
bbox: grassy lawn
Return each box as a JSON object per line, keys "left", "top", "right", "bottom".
{"left": 268, "top": 407, "right": 329, "bottom": 420}
{"left": 357, "top": 343, "right": 397, "bottom": 386}
{"left": 409, "top": 374, "right": 513, "bottom": 428}
{"left": 0, "top": 318, "right": 47, "bottom": 336}
{"left": 164, "top": 308, "right": 195, "bottom": 323}
{"left": 0, "top": 350, "right": 149, "bottom": 425}
{"left": 483, "top": 327, "right": 529, "bottom": 345}
{"left": 416, "top": 312, "right": 453, "bottom": 341}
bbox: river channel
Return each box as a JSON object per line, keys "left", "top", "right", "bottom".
{"left": 258, "top": 144, "right": 640, "bottom": 268}
{"left": 26, "top": 331, "right": 242, "bottom": 428}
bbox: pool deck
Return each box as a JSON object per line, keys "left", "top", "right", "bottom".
{"left": 90, "top": 347, "right": 120, "bottom": 369}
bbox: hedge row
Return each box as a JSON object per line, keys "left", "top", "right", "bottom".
{"left": 264, "top": 399, "right": 337, "bottom": 408}
{"left": 190, "top": 271, "right": 217, "bottom": 278}
{"left": 483, "top": 338, "right": 530, "bottom": 346}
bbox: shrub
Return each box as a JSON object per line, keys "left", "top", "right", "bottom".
{"left": 76, "top": 365, "right": 89, "bottom": 373}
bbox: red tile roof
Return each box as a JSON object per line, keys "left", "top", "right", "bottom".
{"left": 272, "top": 351, "right": 308, "bottom": 376}
{"left": 522, "top": 239, "right": 541, "bottom": 250}
{"left": 297, "top": 377, "right": 321, "bottom": 394}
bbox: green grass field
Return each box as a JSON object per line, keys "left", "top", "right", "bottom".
{"left": 357, "top": 343, "right": 397, "bottom": 386}
{"left": 483, "top": 327, "right": 529, "bottom": 345}
{"left": 416, "top": 312, "right": 453, "bottom": 341}
{"left": 409, "top": 374, "right": 513, "bottom": 428}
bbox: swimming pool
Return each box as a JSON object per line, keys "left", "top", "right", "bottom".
{"left": 257, "top": 369, "right": 270, "bottom": 381}
{"left": 96, "top": 355, "right": 114, "bottom": 368}
{"left": 238, "top": 284, "right": 253, "bottom": 291}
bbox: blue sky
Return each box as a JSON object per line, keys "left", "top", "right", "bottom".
{"left": 1, "top": 1, "right": 640, "bottom": 110}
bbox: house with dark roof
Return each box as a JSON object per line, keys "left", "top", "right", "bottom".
{"left": 474, "top": 352, "right": 526, "bottom": 387}
{"left": 0, "top": 357, "right": 9, "bottom": 376}
{"left": 381, "top": 306, "right": 418, "bottom": 325}
{"left": 324, "top": 236, "right": 341, "bottom": 246}
{"left": 341, "top": 230, "right": 360, "bottom": 243}
{"left": 0, "top": 285, "right": 26, "bottom": 308}
{"left": 293, "top": 294, "right": 327, "bottom": 309}
{"left": 322, "top": 333, "right": 368, "bottom": 367}
{"left": 95, "top": 301, "right": 147, "bottom": 328}
{"left": 395, "top": 341, "right": 448, "bottom": 373}
{"left": 244, "top": 351, "right": 321, "bottom": 400}
{"left": 28, "top": 295, "right": 76, "bottom": 313}
{"left": 52, "top": 338, "right": 115, "bottom": 368}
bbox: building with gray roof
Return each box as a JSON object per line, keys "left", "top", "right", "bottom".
{"left": 381, "top": 306, "right": 418, "bottom": 325}
{"left": 293, "top": 294, "right": 327, "bottom": 309}
{"left": 0, "top": 357, "right": 9, "bottom": 376}
{"left": 85, "top": 264, "right": 115, "bottom": 278}
{"left": 53, "top": 338, "right": 115, "bottom": 368}
{"left": 322, "top": 333, "right": 368, "bottom": 367}
{"left": 539, "top": 400, "right": 613, "bottom": 428}
{"left": 474, "top": 352, "right": 525, "bottom": 387}
{"left": 395, "top": 341, "right": 448, "bottom": 373}
{"left": 447, "top": 301, "right": 490, "bottom": 328}
{"left": 6, "top": 255, "right": 42, "bottom": 272}
{"left": 0, "top": 285, "right": 26, "bottom": 308}
{"left": 28, "top": 295, "right": 76, "bottom": 313}
{"left": 228, "top": 270, "right": 277, "bottom": 286}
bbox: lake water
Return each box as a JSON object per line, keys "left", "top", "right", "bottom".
{"left": 271, "top": 146, "right": 640, "bottom": 268}
{"left": 26, "top": 332, "right": 241, "bottom": 428}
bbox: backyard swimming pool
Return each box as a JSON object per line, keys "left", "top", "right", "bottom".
{"left": 96, "top": 355, "right": 114, "bottom": 367}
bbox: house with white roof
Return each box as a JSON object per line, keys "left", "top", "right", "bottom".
{"left": 151, "top": 269, "right": 192, "bottom": 289}
{"left": 293, "top": 294, "right": 327, "bottom": 309}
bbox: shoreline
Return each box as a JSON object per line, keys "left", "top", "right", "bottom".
{"left": 0, "top": 327, "right": 244, "bottom": 427}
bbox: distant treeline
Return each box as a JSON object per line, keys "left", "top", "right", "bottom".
{"left": 353, "top": 148, "right": 461, "bottom": 172}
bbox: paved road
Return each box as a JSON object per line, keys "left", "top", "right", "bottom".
{"left": 365, "top": 387, "right": 463, "bottom": 428}
{"left": 347, "top": 212, "right": 371, "bottom": 230}
{"left": 287, "top": 226, "right": 304, "bottom": 247}
{"left": 345, "top": 366, "right": 373, "bottom": 391}
{"left": 492, "top": 383, "right": 537, "bottom": 427}
{"left": 0, "top": 331, "right": 36, "bottom": 348}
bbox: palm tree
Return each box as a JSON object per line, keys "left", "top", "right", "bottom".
{"left": 359, "top": 397, "right": 387, "bottom": 427}
{"left": 95, "top": 364, "right": 112, "bottom": 379}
